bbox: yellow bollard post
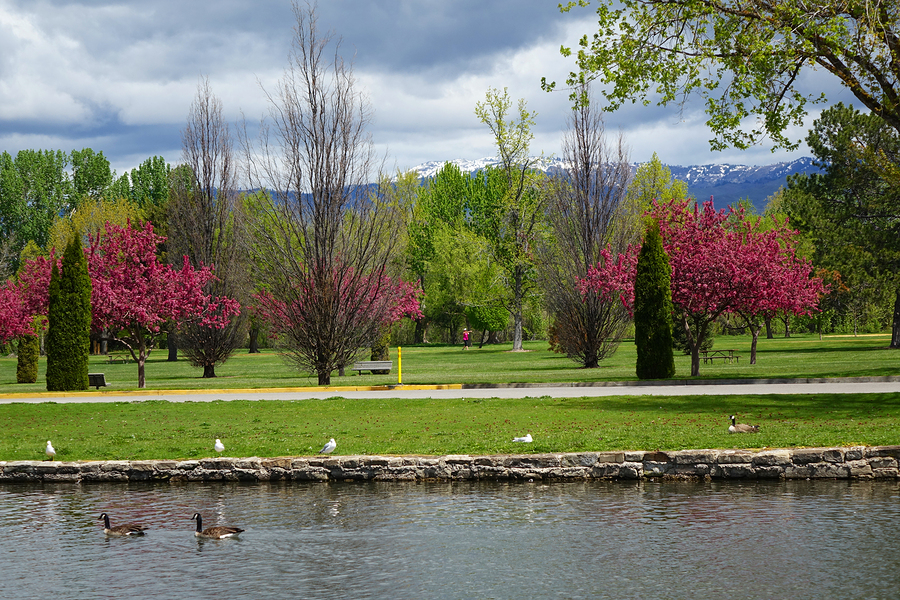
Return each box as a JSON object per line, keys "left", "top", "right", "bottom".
{"left": 398, "top": 347, "right": 402, "bottom": 385}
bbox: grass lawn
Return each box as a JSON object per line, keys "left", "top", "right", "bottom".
{"left": 0, "top": 332, "right": 897, "bottom": 393}
{"left": 0, "top": 333, "right": 896, "bottom": 461}
{"left": 1, "top": 392, "right": 898, "bottom": 462}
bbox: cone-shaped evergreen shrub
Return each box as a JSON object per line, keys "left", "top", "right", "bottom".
{"left": 46, "top": 235, "right": 92, "bottom": 391}
{"left": 634, "top": 221, "right": 675, "bottom": 379}
{"left": 16, "top": 333, "right": 39, "bottom": 383}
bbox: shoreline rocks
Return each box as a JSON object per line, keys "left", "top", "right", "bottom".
{"left": 2, "top": 446, "right": 898, "bottom": 484}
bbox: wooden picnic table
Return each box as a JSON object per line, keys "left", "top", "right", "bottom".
{"left": 107, "top": 352, "right": 131, "bottom": 364}
{"left": 700, "top": 349, "right": 740, "bottom": 364}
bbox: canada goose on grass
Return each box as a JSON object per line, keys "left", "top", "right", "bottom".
{"left": 191, "top": 513, "right": 244, "bottom": 539}
{"left": 45, "top": 440, "right": 56, "bottom": 461}
{"left": 729, "top": 415, "right": 760, "bottom": 433}
{"left": 99, "top": 513, "right": 147, "bottom": 536}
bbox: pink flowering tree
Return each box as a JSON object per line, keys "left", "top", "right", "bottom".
{"left": 726, "top": 217, "right": 824, "bottom": 363}
{"left": 0, "top": 253, "right": 58, "bottom": 342}
{"left": 254, "top": 265, "right": 423, "bottom": 385}
{"left": 0, "top": 283, "right": 30, "bottom": 343}
{"left": 581, "top": 199, "right": 823, "bottom": 376}
{"left": 88, "top": 221, "right": 240, "bottom": 388}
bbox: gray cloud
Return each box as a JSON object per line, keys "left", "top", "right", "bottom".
{"left": 0, "top": 0, "right": 843, "bottom": 178}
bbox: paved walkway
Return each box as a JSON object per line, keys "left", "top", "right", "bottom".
{"left": 2, "top": 377, "right": 899, "bottom": 403}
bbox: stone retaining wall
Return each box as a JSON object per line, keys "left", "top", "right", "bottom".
{"left": 3, "top": 446, "right": 898, "bottom": 483}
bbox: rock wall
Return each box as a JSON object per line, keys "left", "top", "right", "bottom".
{"left": 2, "top": 446, "right": 898, "bottom": 483}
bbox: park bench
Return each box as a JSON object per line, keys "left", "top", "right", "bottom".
{"left": 88, "top": 373, "right": 108, "bottom": 389}
{"left": 351, "top": 360, "right": 393, "bottom": 374}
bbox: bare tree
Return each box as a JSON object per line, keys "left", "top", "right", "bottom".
{"left": 169, "top": 78, "right": 248, "bottom": 377}
{"left": 540, "top": 88, "right": 635, "bottom": 368}
{"left": 241, "top": 2, "right": 400, "bottom": 385}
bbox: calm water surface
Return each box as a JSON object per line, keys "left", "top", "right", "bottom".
{"left": 1, "top": 479, "right": 898, "bottom": 600}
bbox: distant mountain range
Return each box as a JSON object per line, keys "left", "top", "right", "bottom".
{"left": 409, "top": 156, "right": 821, "bottom": 214}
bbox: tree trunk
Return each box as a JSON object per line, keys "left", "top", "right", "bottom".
{"left": 414, "top": 317, "right": 427, "bottom": 344}
{"left": 749, "top": 322, "right": 760, "bottom": 364}
{"left": 203, "top": 364, "right": 216, "bottom": 378}
{"left": 478, "top": 330, "right": 486, "bottom": 349}
{"left": 167, "top": 330, "right": 178, "bottom": 361}
{"left": 683, "top": 314, "right": 701, "bottom": 377}
{"left": 690, "top": 344, "right": 700, "bottom": 377}
{"left": 891, "top": 288, "right": 900, "bottom": 349}
{"left": 249, "top": 326, "right": 260, "bottom": 353}
{"left": 138, "top": 354, "right": 146, "bottom": 389}
{"left": 512, "top": 314, "right": 524, "bottom": 350}
{"left": 511, "top": 267, "right": 525, "bottom": 351}
{"left": 764, "top": 317, "right": 773, "bottom": 339}
{"left": 318, "top": 370, "right": 330, "bottom": 385}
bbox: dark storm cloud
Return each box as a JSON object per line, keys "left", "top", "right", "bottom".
{"left": 0, "top": 0, "right": 825, "bottom": 175}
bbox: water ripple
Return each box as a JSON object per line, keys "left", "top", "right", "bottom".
{"left": 0, "top": 480, "right": 898, "bottom": 599}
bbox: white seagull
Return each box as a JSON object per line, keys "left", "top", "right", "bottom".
{"left": 318, "top": 438, "right": 337, "bottom": 454}
{"left": 45, "top": 440, "right": 56, "bottom": 460}
{"left": 512, "top": 434, "right": 533, "bottom": 443}
{"left": 214, "top": 439, "right": 225, "bottom": 453}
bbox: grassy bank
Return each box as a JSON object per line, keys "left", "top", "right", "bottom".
{"left": 0, "top": 333, "right": 897, "bottom": 461}
{"left": 1, "top": 392, "right": 898, "bottom": 462}
{"left": 0, "top": 333, "right": 898, "bottom": 393}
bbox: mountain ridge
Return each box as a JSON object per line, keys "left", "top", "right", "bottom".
{"left": 408, "top": 156, "right": 820, "bottom": 213}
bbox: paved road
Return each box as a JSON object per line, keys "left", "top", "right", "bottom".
{"left": 2, "top": 378, "right": 899, "bottom": 403}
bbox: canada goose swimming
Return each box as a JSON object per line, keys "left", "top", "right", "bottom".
{"left": 318, "top": 438, "right": 336, "bottom": 454}
{"left": 214, "top": 439, "right": 225, "bottom": 453}
{"left": 728, "top": 415, "right": 760, "bottom": 433}
{"left": 99, "top": 513, "right": 148, "bottom": 536}
{"left": 512, "top": 434, "right": 533, "bottom": 443}
{"left": 191, "top": 513, "right": 244, "bottom": 539}
{"left": 45, "top": 440, "right": 56, "bottom": 461}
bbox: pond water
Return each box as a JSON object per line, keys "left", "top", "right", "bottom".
{"left": 1, "top": 479, "right": 898, "bottom": 600}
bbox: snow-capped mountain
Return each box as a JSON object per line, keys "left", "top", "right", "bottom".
{"left": 409, "top": 156, "right": 820, "bottom": 213}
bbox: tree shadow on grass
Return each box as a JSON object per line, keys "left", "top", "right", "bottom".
{"left": 555, "top": 393, "right": 900, "bottom": 416}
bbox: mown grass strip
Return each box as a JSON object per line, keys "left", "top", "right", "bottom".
{"left": 0, "top": 333, "right": 896, "bottom": 393}
{"left": 2, "top": 392, "right": 897, "bottom": 462}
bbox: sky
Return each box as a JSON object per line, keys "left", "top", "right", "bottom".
{"left": 0, "top": 0, "right": 859, "bottom": 178}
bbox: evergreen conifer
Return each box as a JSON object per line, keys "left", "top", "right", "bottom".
{"left": 46, "top": 236, "right": 92, "bottom": 391}
{"left": 16, "top": 333, "right": 39, "bottom": 383}
{"left": 634, "top": 221, "right": 676, "bottom": 379}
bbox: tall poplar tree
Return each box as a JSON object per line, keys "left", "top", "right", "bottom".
{"left": 634, "top": 221, "right": 675, "bottom": 379}
{"left": 46, "top": 235, "right": 92, "bottom": 391}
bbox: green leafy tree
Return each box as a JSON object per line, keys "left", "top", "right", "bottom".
{"left": 548, "top": 0, "right": 900, "bottom": 151}
{"left": 465, "top": 304, "right": 509, "bottom": 347}
{"left": 473, "top": 87, "right": 547, "bottom": 351}
{"left": 70, "top": 148, "right": 113, "bottom": 202}
{"left": 129, "top": 156, "right": 172, "bottom": 208}
{"left": 783, "top": 102, "right": 900, "bottom": 346}
{"left": 424, "top": 226, "right": 503, "bottom": 343}
{"left": 45, "top": 235, "right": 92, "bottom": 391}
{"left": 634, "top": 221, "right": 675, "bottom": 379}
{"left": 0, "top": 149, "right": 74, "bottom": 268}
{"left": 48, "top": 196, "right": 142, "bottom": 252}
{"left": 400, "top": 165, "right": 466, "bottom": 342}
{"left": 624, "top": 154, "right": 689, "bottom": 232}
